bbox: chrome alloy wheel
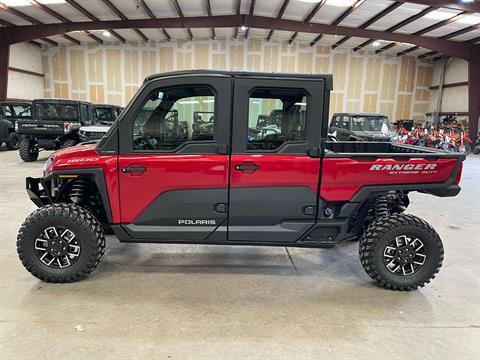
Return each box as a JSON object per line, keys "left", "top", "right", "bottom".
{"left": 34, "top": 226, "right": 81, "bottom": 269}
{"left": 383, "top": 235, "right": 427, "bottom": 276}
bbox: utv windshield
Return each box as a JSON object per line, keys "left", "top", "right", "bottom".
{"left": 352, "top": 116, "right": 392, "bottom": 132}
{"left": 34, "top": 103, "right": 79, "bottom": 120}
{"left": 95, "top": 107, "right": 114, "bottom": 122}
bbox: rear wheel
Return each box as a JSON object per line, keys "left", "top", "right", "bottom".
{"left": 19, "top": 137, "right": 39, "bottom": 162}
{"left": 6, "top": 132, "right": 20, "bottom": 150}
{"left": 17, "top": 204, "right": 106, "bottom": 283}
{"left": 61, "top": 138, "right": 78, "bottom": 149}
{"left": 359, "top": 213, "right": 443, "bottom": 291}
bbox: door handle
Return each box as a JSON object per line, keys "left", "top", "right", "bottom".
{"left": 122, "top": 165, "right": 146, "bottom": 174}
{"left": 235, "top": 162, "right": 259, "bottom": 173}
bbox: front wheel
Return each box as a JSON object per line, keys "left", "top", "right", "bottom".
{"left": 19, "top": 137, "right": 39, "bottom": 162}
{"left": 17, "top": 204, "right": 106, "bottom": 283}
{"left": 359, "top": 213, "right": 443, "bottom": 291}
{"left": 6, "top": 132, "right": 20, "bottom": 150}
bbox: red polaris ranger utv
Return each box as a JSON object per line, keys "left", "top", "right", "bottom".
{"left": 18, "top": 71, "right": 465, "bottom": 290}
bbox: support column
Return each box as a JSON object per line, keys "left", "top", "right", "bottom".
{"left": 468, "top": 48, "right": 480, "bottom": 139}
{"left": 0, "top": 45, "right": 9, "bottom": 101}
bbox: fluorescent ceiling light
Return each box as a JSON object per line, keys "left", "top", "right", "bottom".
{"left": 37, "top": 0, "right": 66, "bottom": 4}
{"left": 202, "top": 99, "right": 214, "bottom": 103}
{"left": 1, "top": 0, "right": 65, "bottom": 4}
{"left": 102, "top": 30, "right": 111, "bottom": 37}
{"left": 178, "top": 100, "right": 199, "bottom": 105}
{"left": 325, "top": 0, "right": 358, "bottom": 7}
{"left": 456, "top": 14, "right": 480, "bottom": 25}
{"left": 372, "top": 40, "right": 381, "bottom": 47}
{"left": 0, "top": 0, "right": 30, "bottom": 6}
{"left": 423, "top": 10, "right": 458, "bottom": 21}
{"left": 241, "top": 25, "right": 248, "bottom": 31}
{"left": 295, "top": 102, "right": 307, "bottom": 106}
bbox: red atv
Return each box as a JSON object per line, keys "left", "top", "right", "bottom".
{"left": 18, "top": 71, "right": 465, "bottom": 290}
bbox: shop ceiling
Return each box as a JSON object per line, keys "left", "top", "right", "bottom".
{"left": 0, "top": 0, "right": 478, "bottom": 59}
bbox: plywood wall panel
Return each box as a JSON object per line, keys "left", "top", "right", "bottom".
{"left": 42, "top": 43, "right": 432, "bottom": 117}
{"left": 332, "top": 53, "right": 347, "bottom": 91}
{"left": 264, "top": 45, "right": 279, "bottom": 72}
{"left": 347, "top": 57, "right": 363, "bottom": 99}
{"left": 399, "top": 57, "right": 415, "bottom": 92}
{"left": 364, "top": 94, "right": 377, "bottom": 112}
{"left": 52, "top": 47, "right": 67, "bottom": 82}
{"left": 395, "top": 94, "right": 412, "bottom": 120}
{"left": 381, "top": 63, "right": 398, "bottom": 101}
{"left": 159, "top": 47, "right": 174, "bottom": 73}
{"left": 106, "top": 49, "right": 121, "bottom": 92}
{"left": 365, "top": 58, "right": 381, "bottom": 91}
{"left": 124, "top": 49, "right": 139, "bottom": 84}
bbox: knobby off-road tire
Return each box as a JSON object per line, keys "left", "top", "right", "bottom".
{"left": 19, "top": 137, "right": 39, "bottom": 162}
{"left": 6, "top": 132, "right": 20, "bottom": 150}
{"left": 61, "top": 138, "right": 78, "bottom": 149}
{"left": 17, "top": 204, "right": 106, "bottom": 283}
{"left": 359, "top": 213, "right": 444, "bottom": 291}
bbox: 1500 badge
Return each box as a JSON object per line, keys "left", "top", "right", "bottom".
{"left": 178, "top": 219, "right": 216, "bottom": 225}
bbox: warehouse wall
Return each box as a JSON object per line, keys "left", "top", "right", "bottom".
{"left": 41, "top": 40, "right": 434, "bottom": 122}
{"left": 429, "top": 58, "right": 468, "bottom": 114}
{"left": 8, "top": 43, "right": 45, "bottom": 100}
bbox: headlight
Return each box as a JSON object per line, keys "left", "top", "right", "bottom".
{"left": 43, "top": 157, "right": 53, "bottom": 176}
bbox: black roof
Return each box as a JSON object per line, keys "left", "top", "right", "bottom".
{"left": 144, "top": 70, "right": 333, "bottom": 90}
{"left": 333, "top": 112, "right": 388, "bottom": 117}
{"left": 0, "top": 100, "right": 31, "bottom": 105}
{"left": 32, "top": 99, "right": 93, "bottom": 105}
{"left": 94, "top": 104, "right": 122, "bottom": 108}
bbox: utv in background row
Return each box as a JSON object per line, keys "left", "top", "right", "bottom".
{"left": 0, "top": 101, "right": 31, "bottom": 150}
{"left": 329, "top": 112, "right": 395, "bottom": 142}
{"left": 17, "top": 99, "right": 97, "bottom": 161}
{"left": 78, "top": 104, "right": 123, "bottom": 142}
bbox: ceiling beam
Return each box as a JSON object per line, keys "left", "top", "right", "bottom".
{"left": 310, "top": 0, "right": 365, "bottom": 47}
{"left": 234, "top": 0, "right": 241, "bottom": 39}
{"left": 353, "top": 5, "right": 437, "bottom": 52}
{"left": 0, "top": 2, "right": 72, "bottom": 45}
{"left": 101, "top": 0, "right": 148, "bottom": 42}
{"left": 418, "top": 50, "right": 438, "bottom": 59}
{"left": 396, "top": 0, "right": 480, "bottom": 13}
{"left": 377, "top": 10, "right": 471, "bottom": 55}
{"left": 244, "top": 0, "right": 256, "bottom": 39}
{"left": 1, "top": 14, "right": 477, "bottom": 59}
{"left": 28, "top": 0, "right": 101, "bottom": 44}
{"left": 332, "top": 1, "right": 402, "bottom": 50}
{"left": 0, "top": 16, "right": 42, "bottom": 47}
{"left": 266, "top": 0, "right": 290, "bottom": 42}
{"left": 205, "top": 0, "right": 215, "bottom": 39}
{"left": 171, "top": 0, "right": 193, "bottom": 40}
{"left": 136, "top": 0, "right": 170, "bottom": 41}
{"left": 289, "top": 0, "right": 326, "bottom": 44}
{"left": 65, "top": 0, "right": 126, "bottom": 43}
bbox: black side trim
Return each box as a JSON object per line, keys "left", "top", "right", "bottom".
{"left": 350, "top": 158, "right": 463, "bottom": 202}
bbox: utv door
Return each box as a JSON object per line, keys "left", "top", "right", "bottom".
{"left": 228, "top": 76, "right": 326, "bottom": 243}
{"left": 117, "top": 75, "right": 231, "bottom": 242}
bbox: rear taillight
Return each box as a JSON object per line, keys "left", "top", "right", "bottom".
{"left": 455, "top": 162, "right": 463, "bottom": 184}
{"left": 64, "top": 122, "right": 71, "bottom": 134}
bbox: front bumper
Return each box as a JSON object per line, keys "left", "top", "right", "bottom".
{"left": 26, "top": 177, "right": 51, "bottom": 207}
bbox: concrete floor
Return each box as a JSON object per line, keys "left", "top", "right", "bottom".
{"left": 0, "top": 147, "right": 479, "bottom": 360}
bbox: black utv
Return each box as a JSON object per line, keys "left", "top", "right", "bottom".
{"left": 17, "top": 99, "right": 97, "bottom": 161}
{"left": 0, "top": 101, "right": 31, "bottom": 150}
{"left": 329, "top": 112, "right": 395, "bottom": 141}
{"left": 94, "top": 104, "right": 122, "bottom": 125}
